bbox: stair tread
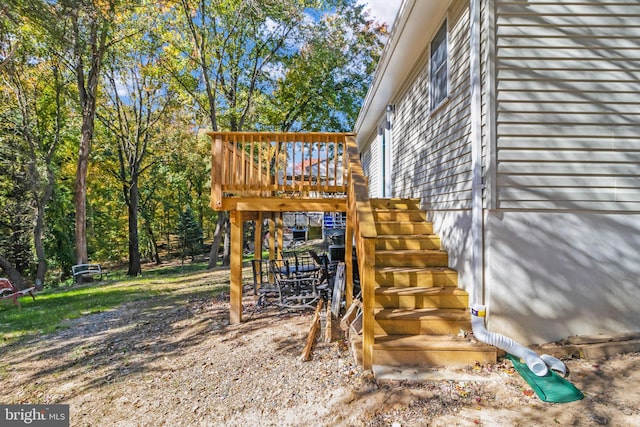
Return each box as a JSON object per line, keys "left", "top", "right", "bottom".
{"left": 376, "top": 220, "right": 428, "bottom": 225}
{"left": 372, "top": 208, "right": 424, "bottom": 213}
{"left": 376, "top": 266, "right": 455, "bottom": 273}
{"left": 371, "top": 197, "right": 421, "bottom": 201}
{"left": 377, "top": 249, "right": 446, "bottom": 255}
{"left": 375, "top": 307, "right": 470, "bottom": 320}
{"left": 371, "top": 198, "right": 420, "bottom": 205}
{"left": 374, "top": 334, "right": 494, "bottom": 351}
{"left": 375, "top": 287, "right": 467, "bottom": 296}
{"left": 376, "top": 234, "right": 438, "bottom": 239}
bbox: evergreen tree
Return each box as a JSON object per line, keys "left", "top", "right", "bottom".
{"left": 176, "top": 207, "right": 203, "bottom": 261}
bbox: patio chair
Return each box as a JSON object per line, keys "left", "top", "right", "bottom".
{"left": 270, "top": 259, "right": 328, "bottom": 311}
{"left": 251, "top": 259, "right": 272, "bottom": 295}
{"left": 308, "top": 250, "right": 336, "bottom": 294}
{"left": 0, "top": 278, "right": 36, "bottom": 307}
{"left": 280, "top": 249, "right": 298, "bottom": 268}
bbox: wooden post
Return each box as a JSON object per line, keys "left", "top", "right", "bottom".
{"left": 361, "top": 238, "right": 375, "bottom": 370}
{"left": 344, "top": 212, "right": 354, "bottom": 307}
{"left": 230, "top": 210, "right": 243, "bottom": 324}
{"left": 268, "top": 216, "right": 276, "bottom": 260}
{"left": 276, "top": 213, "right": 283, "bottom": 255}
{"left": 302, "top": 299, "right": 324, "bottom": 361}
{"left": 211, "top": 134, "right": 223, "bottom": 210}
{"left": 254, "top": 212, "right": 263, "bottom": 258}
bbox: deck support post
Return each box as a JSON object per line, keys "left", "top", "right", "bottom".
{"left": 254, "top": 212, "right": 263, "bottom": 258}
{"left": 345, "top": 214, "right": 354, "bottom": 307}
{"left": 276, "top": 213, "right": 283, "bottom": 255}
{"left": 361, "top": 237, "right": 376, "bottom": 370}
{"left": 230, "top": 210, "right": 243, "bottom": 324}
{"left": 211, "top": 135, "right": 223, "bottom": 210}
{"left": 268, "top": 216, "right": 276, "bottom": 260}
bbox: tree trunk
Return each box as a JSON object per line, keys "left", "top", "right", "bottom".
{"left": 207, "top": 212, "right": 226, "bottom": 269}
{"left": 72, "top": 8, "right": 108, "bottom": 269}
{"left": 127, "top": 178, "right": 141, "bottom": 276}
{"left": 146, "top": 223, "right": 161, "bottom": 265}
{"left": 0, "top": 255, "right": 28, "bottom": 290}
{"left": 33, "top": 201, "right": 47, "bottom": 290}
{"left": 74, "top": 118, "right": 92, "bottom": 266}
{"left": 33, "top": 169, "right": 55, "bottom": 290}
{"left": 222, "top": 215, "right": 231, "bottom": 266}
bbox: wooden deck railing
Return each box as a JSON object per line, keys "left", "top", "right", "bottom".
{"left": 210, "top": 132, "right": 349, "bottom": 209}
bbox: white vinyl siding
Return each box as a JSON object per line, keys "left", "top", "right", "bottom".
{"left": 495, "top": 0, "right": 640, "bottom": 211}
{"left": 394, "top": 0, "right": 472, "bottom": 212}
{"left": 361, "top": 128, "right": 383, "bottom": 198}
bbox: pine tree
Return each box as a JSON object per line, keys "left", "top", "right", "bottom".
{"left": 176, "top": 207, "right": 203, "bottom": 261}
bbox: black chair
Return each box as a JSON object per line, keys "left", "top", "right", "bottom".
{"left": 270, "top": 259, "right": 326, "bottom": 311}
{"left": 251, "top": 259, "right": 272, "bottom": 295}
{"left": 308, "top": 250, "right": 336, "bottom": 296}
{"left": 248, "top": 259, "right": 280, "bottom": 317}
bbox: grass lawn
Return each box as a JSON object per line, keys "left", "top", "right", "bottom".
{"left": 0, "top": 240, "right": 327, "bottom": 345}
{"left": 0, "top": 261, "right": 237, "bottom": 345}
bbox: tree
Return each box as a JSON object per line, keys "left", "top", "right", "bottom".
{"left": 67, "top": 0, "right": 120, "bottom": 267}
{"left": 0, "top": 3, "right": 19, "bottom": 69}
{"left": 161, "top": 0, "right": 383, "bottom": 267}
{"left": 176, "top": 207, "right": 203, "bottom": 262}
{"left": 267, "top": 4, "right": 387, "bottom": 131}
{"left": 5, "top": 0, "right": 129, "bottom": 268}
{"left": 0, "top": 0, "right": 386, "bottom": 281}
{"left": 0, "top": 127, "right": 33, "bottom": 288}
{"left": 97, "top": 19, "right": 174, "bottom": 276}
{"left": 0, "top": 23, "right": 71, "bottom": 288}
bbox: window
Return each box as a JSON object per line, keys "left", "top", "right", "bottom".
{"left": 430, "top": 21, "right": 448, "bottom": 110}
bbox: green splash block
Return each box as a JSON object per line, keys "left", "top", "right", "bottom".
{"left": 507, "top": 354, "right": 584, "bottom": 403}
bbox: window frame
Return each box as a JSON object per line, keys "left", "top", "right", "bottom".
{"left": 429, "top": 19, "right": 449, "bottom": 112}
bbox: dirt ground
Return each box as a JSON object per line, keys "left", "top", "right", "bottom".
{"left": 1, "top": 267, "right": 639, "bottom": 427}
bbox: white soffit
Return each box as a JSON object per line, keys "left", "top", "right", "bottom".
{"left": 354, "top": 0, "right": 450, "bottom": 150}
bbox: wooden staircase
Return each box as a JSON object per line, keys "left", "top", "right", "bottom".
{"left": 366, "top": 198, "right": 496, "bottom": 372}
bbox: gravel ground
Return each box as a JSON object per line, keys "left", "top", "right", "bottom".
{"left": 1, "top": 267, "right": 639, "bottom": 426}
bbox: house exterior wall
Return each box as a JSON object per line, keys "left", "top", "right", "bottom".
{"left": 388, "top": 0, "right": 475, "bottom": 286}
{"left": 486, "top": 210, "right": 640, "bottom": 345}
{"left": 493, "top": 0, "right": 640, "bottom": 210}
{"left": 360, "top": 140, "right": 374, "bottom": 197}
{"left": 370, "top": 129, "right": 383, "bottom": 198}
{"left": 357, "top": 0, "right": 640, "bottom": 345}
{"left": 485, "top": 0, "right": 640, "bottom": 343}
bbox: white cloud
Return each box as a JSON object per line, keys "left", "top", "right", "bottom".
{"left": 359, "top": 0, "right": 401, "bottom": 27}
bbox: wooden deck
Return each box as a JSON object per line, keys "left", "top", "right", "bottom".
{"left": 209, "top": 133, "right": 377, "bottom": 370}
{"left": 209, "top": 132, "right": 495, "bottom": 372}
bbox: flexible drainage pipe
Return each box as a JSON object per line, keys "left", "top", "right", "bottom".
{"left": 471, "top": 305, "right": 549, "bottom": 376}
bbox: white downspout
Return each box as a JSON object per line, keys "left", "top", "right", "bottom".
{"left": 377, "top": 126, "right": 385, "bottom": 198}
{"left": 468, "top": 0, "right": 562, "bottom": 377}
{"left": 469, "top": 0, "right": 483, "bottom": 311}
{"left": 384, "top": 105, "right": 394, "bottom": 198}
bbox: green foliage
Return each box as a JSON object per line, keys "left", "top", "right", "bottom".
{"left": 266, "top": 2, "right": 387, "bottom": 131}
{"left": 43, "top": 182, "right": 76, "bottom": 278}
{"left": 176, "top": 207, "right": 204, "bottom": 259}
{"left": 0, "top": 0, "right": 385, "bottom": 278}
{"left": 0, "top": 136, "right": 33, "bottom": 273}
